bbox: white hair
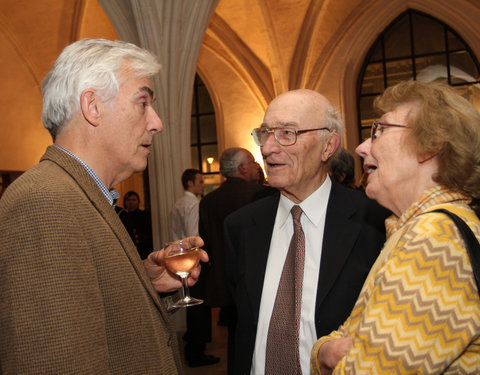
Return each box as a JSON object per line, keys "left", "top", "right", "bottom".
{"left": 324, "top": 105, "right": 343, "bottom": 144}
{"left": 41, "top": 38, "right": 161, "bottom": 139}
{"left": 220, "top": 148, "right": 251, "bottom": 177}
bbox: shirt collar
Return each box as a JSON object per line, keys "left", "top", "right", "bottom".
{"left": 54, "top": 145, "right": 119, "bottom": 206}
{"left": 277, "top": 175, "right": 332, "bottom": 228}
{"left": 185, "top": 191, "right": 197, "bottom": 198}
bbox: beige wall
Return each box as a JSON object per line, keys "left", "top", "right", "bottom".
{"left": 1, "top": 0, "right": 480, "bottom": 194}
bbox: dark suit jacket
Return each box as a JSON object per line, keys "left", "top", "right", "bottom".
{"left": 199, "top": 177, "right": 272, "bottom": 306}
{"left": 224, "top": 182, "right": 389, "bottom": 375}
{"left": 0, "top": 146, "right": 181, "bottom": 374}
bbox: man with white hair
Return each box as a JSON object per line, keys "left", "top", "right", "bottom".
{"left": 197, "top": 147, "right": 271, "bottom": 371}
{"left": 0, "top": 38, "right": 207, "bottom": 374}
{"left": 225, "top": 89, "right": 389, "bottom": 374}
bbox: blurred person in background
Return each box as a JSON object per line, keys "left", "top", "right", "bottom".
{"left": 119, "top": 190, "right": 153, "bottom": 259}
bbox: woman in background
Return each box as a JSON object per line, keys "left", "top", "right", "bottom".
{"left": 119, "top": 191, "right": 153, "bottom": 259}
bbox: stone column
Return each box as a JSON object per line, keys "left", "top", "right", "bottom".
{"left": 99, "top": 0, "right": 219, "bottom": 247}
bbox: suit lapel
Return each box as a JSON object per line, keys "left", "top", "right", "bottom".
{"left": 244, "top": 194, "right": 279, "bottom": 323}
{"left": 316, "top": 183, "right": 362, "bottom": 309}
{"left": 42, "top": 146, "right": 168, "bottom": 319}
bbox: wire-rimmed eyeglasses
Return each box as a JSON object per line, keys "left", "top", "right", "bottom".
{"left": 251, "top": 126, "right": 332, "bottom": 146}
{"left": 371, "top": 120, "right": 408, "bottom": 141}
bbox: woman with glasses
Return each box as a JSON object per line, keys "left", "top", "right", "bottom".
{"left": 311, "top": 80, "right": 480, "bottom": 374}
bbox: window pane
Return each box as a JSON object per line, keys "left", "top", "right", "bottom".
{"left": 361, "top": 63, "right": 385, "bottom": 94}
{"left": 386, "top": 59, "right": 413, "bottom": 87}
{"left": 191, "top": 74, "right": 218, "bottom": 176}
{"left": 415, "top": 55, "right": 448, "bottom": 81}
{"left": 384, "top": 14, "right": 411, "bottom": 59}
{"left": 357, "top": 10, "right": 480, "bottom": 148}
{"left": 190, "top": 117, "right": 198, "bottom": 144}
{"left": 358, "top": 96, "right": 377, "bottom": 142}
{"left": 412, "top": 14, "right": 445, "bottom": 54}
{"left": 191, "top": 146, "right": 200, "bottom": 170}
{"left": 201, "top": 144, "right": 219, "bottom": 173}
{"left": 360, "top": 125, "right": 371, "bottom": 142}
{"left": 369, "top": 39, "right": 383, "bottom": 61}
{"left": 197, "top": 86, "right": 214, "bottom": 113}
{"left": 359, "top": 96, "right": 377, "bottom": 121}
{"left": 449, "top": 51, "right": 480, "bottom": 83}
{"left": 199, "top": 115, "right": 217, "bottom": 143}
{"left": 447, "top": 30, "right": 466, "bottom": 51}
{"left": 455, "top": 85, "right": 480, "bottom": 106}
{"left": 191, "top": 94, "right": 197, "bottom": 112}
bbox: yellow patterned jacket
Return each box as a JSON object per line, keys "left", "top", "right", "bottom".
{"left": 311, "top": 186, "right": 480, "bottom": 374}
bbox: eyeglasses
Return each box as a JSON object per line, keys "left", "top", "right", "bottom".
{"left": 371, "top": 120, "right": 408, "bottom": 141}
{"left": 251, "top": 126, "right": 332, "bottom": 146}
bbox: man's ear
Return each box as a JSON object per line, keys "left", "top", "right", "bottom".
{"left": 321, "top": 133, "right": 341, "bottom": 162}
{"left": 237, "top": 163, "right": 247, "bottom": 175}
{"left": 80, "top": 89, "right": 101, "bottom": 126}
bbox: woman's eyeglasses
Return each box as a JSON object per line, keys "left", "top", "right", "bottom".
{"left": 371, "top": 120, "right": 408, "bottom": 141}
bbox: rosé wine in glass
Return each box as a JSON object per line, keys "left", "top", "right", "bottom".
{"left": 164, "top": 242, "right": 203, "bottom": 308}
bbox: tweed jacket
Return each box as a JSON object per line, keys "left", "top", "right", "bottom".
{"left": 312, "top": 186, "right": 480, "bottom": 374}
{"left": 0, "top": 146, "right": 181, "bottom": 374}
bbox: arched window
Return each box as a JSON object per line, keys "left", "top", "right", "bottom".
{"left": 357, "top": 9, "right": 480, "bottom": 142}
{"left": 191, "top": 74, "right": 220, "bottom": 193}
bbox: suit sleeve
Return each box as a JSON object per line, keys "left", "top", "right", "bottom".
{"left": 0, "top": 190, "right": 110, "bottom": 374}
{"left": 224, "top": 214, "right": 239, "bottom": 305}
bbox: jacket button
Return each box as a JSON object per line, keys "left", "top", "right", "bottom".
{"left": 167, "top": 335, "right": 172, "bottom": 346}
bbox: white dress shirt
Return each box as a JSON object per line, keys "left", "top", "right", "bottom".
{"left": 251, "top": 176, "right": 332, "bottom": 375}
{"left": 169, "top": 191, "right": 200, "bottom": 240}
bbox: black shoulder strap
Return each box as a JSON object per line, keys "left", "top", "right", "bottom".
{"left": 426, "top": 208, "right": 480, "bottom": 296}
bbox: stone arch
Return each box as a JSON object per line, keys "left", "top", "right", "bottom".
{"left": 313, "top": 0, "right": 480, "bottom": 158}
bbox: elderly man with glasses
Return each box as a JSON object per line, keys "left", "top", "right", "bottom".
{"left": 224, "top": 89, "right": 390, "bottom": 375}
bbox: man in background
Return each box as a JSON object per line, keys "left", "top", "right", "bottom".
{"left": 0, "top": 38, "right": 207, "bottom": 374}
{"left": 169, "top": 168, "right": 219, "bottom": 367}
{"left": 170, "top": 168, "right": 204, "bottom": 241}
{"left": 199, "top": 147, "right": 271, "bottom": 373}
{"left": 329, "top": 147, "right": 357, "bottom": 189}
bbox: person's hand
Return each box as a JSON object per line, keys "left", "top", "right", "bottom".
{"left": 317, "top": 337, "right": 352, "bottom": 375}
{"left": 144, "top": 236, "right": 208, "bottom": 293}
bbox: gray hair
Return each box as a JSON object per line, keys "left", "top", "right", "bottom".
{"left": 330, "top": 148, "right": 355, "bottom": 185}
{"left": 220, "top": 148, "right": 251, "bottom": 177}
{"left": 41, "top": 38, "right": 161, "bottom": 140}
{"left": 324, "top": 105, "right": 343, "bottom": 144}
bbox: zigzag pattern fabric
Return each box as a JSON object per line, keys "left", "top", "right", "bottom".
{"left": 311, "top": 186, "right": 480, "bottom": 374}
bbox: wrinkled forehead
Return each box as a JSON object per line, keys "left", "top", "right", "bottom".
{"left": 264, "top": 90, "right": 327, "bottom": 128}
{"left": 381, "top": 102, "right": 420, "bottom": 125}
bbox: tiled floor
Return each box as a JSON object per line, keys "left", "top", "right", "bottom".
{"left": 180, "top": 308, "right": 229, "bottom": 375}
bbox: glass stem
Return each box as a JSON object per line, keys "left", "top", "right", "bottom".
{"left": 182, "top": 275, "right": 191, "bottom": 300}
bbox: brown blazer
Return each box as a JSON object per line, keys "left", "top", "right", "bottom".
{"left": 0, "top": 146, "right": 182, "bottom": 374}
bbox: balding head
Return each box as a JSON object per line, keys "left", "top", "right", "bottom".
{"left": 265, "top": 89, "right": 343, "bottom": 139}
{"left": 259, "top": 89, "right": 343, "bottom": 202}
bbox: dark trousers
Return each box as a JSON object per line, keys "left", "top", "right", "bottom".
{"left": 223, "top": 305, "right": 237, "bottom": 375}
{"left": 184, "top": 275, "right": 212, "bottom": 360}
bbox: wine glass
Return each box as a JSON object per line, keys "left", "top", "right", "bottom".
{"left": 164, "top": 241, "right": 203, "bottom": 308}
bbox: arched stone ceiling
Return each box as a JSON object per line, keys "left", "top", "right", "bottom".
{"left": 2, "top": 0, "right": 480, "bottom": 174}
